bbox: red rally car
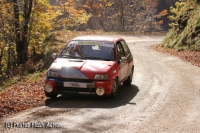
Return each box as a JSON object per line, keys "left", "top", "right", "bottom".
{"left": 44, "top": 35, "right": 134, "bottom": 98}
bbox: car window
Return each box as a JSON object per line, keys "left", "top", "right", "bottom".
{"left": 121, "top": 40, "right": 131, "bottom": 56}
{"left": 116, "top": 42, "right": 125, "bottom": 60}
{"left": 59, "top": 41, "right": 115, "bottom": 61}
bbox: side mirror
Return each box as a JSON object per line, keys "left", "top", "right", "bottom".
{"left": 121, "top": 57, "right": 127, "bottom": 63}
{"left": 52, "top": 53, "right": 57, "bottom": 59}
{"left": 118, "top": 57, "right": 127, "bottom": 64}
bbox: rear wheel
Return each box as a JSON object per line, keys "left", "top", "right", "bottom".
{"left": 45, "top": 93, "right": 58, "bottom": 99}
{"left": 123, "top": 66, "right": 134, "bottom": 86}
{"left": 110, "top": 78, "right": 118, "bottom": 98}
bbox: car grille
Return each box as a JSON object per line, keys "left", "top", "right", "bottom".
{"left": 58, "top": 87, "right": 96, "bottom": 94}
{"left": 56, "top": 78, "right": 96, "bottom": 94}
{"left": 58, "top": 78, "right": 93, "bottom": 83}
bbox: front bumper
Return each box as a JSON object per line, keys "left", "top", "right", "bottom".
{"left": 44, "top": 78, "right": 113, "bottom": 95}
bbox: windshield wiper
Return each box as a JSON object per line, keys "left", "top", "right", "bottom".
{"left": 83, "top": 56, "right": 111, "bottom": 61}
{"left": 59, "top": 54, "right": 89, "bottom": 60}
{"left": 59, "top": 55, "right": 111, "bottom": 61}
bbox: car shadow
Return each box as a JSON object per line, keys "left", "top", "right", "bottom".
{"left": 45, "top": 84, "right": 139, "bottom": 108}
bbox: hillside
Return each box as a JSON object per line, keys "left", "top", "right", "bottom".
{"left": 50, "top": 0, "right": 178, "bottom": 32}
{"left": 82, "top": 0, "right": 178, "bottom": 32}
{"left": 153, "top": 1, "right": 200, "bottom": 69}
{"left": 161, "top": 1, "right": 200, "bottom": 51}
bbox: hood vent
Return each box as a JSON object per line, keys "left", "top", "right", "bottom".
{"left": 69, "top": 59, "right": 84, "bottom": 62}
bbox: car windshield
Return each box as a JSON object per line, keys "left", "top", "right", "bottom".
{"left": 59, "top": 40, "right": 115, "bottom": 61}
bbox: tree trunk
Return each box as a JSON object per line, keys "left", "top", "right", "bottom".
{"left": 13, "top": 0, "right": 22, "bottom": 65}
{"left": 13, "top": 0, "right": 33, "bottom": 65}
{"left": 22, "top": 0, "right": 33, "bottom": 62}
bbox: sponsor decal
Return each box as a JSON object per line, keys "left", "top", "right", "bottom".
{"left": 78, "top": 41, "right": 103, "bottom": 45}
{"left": 70, "top": 82, "right": 80, "bottom": 87}
{"left": 64, "top": 82, "right": 87, "bottom": 88}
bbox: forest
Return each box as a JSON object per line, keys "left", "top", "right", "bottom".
{"left": 0, "top": 0, "right": 199, "bottom": 84}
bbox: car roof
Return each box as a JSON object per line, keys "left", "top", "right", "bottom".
{"left": 71, "top": 35, "right": 122, "bottom": 42}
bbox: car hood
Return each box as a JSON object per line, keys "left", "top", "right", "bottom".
{"left": 49, "top": 58, "right": 116, "bottom": 79}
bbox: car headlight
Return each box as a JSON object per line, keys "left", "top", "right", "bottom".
{"left": 94, "top": 74, "right": 108, "bottom": 80}
{"left": 47, "top": 70, "right": 58, "bottom": 77}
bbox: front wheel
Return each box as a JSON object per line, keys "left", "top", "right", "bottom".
{"left": 110, "top": 79, "right": 118, "bottom": 98}
{"left": 123, "top": 66, "right": 134, "bottom": 86}
{"left": 45, "top": 92, "right": 58, "bottom": 99}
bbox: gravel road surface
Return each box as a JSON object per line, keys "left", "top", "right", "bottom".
{"left": 0, "top": 35, "right": 200, "bottom": 133}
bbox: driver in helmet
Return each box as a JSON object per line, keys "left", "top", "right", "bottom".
{"left": 72, "top": 45, "right": 81, "bottom": 57}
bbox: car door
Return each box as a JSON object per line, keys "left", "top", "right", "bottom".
{"left": 120, "top": 40, "right": 133, "bottom": 77}
{"left": 116, "top": 42, "right": 126, "bottom": 82}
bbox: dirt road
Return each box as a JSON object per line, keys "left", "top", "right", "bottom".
{"left": 0, "top": 35, "right": 200, "bottom": 133}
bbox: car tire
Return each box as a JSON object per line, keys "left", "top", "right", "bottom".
{"left": 123, "top": 66, "right": 134, "bottom": 86}
{"left": 45, "top": 93, "right": 58, "bottom": 99}
{"left": 110, "top": 78, "right": 118, "bottom": 98}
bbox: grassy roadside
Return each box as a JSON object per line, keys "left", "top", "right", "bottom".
{"left": 0, "top": 72, "right": 46, "bottom": 117}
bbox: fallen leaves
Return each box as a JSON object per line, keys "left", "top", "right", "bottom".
{"left": 0, "top": 80, "right": 46, "bottom": 118}
{"left": 154, "top": 44, "right": 200, "bottom": 68}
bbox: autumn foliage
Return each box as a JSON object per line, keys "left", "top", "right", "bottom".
{"left": 0, "top": 0, "right": 184, "bottom": 117}
{"left": 0, "top": 0, "right": 173, "bottom": 80}
{"left": 162, "top": 0, "right": 200, "bottom": 51}
{"left": 0, "top": 73, "right": 46, "bottom": 117}
{"left": 0, "top": 0, "right": 91, "bottom": 81}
